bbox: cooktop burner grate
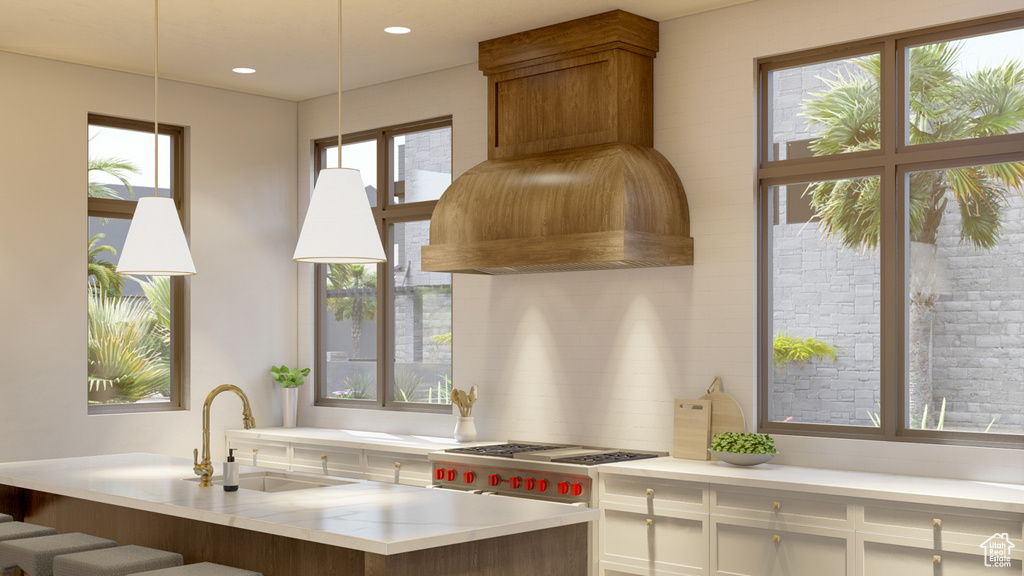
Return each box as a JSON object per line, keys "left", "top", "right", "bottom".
{"left": 551, "top": 452, "right": 662, "bottom": 465}
{"left": 446, "top": 443, "right": 568, "bottom": 458}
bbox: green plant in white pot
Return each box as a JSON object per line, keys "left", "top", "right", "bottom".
{"left": 271, "top": 365, "right": 309, "bottom": 428}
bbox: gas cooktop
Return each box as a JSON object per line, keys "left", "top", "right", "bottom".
{"left": 445, "top": 443, "right": 663, "bottom": 465}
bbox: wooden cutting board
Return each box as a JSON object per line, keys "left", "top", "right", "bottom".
{"left": 701, "top": 377, "right": 745, "bottom": 460}
{"left": 672, "top": 398, "right": 711, "bottom": 460}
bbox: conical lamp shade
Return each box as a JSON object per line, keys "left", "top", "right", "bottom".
{"left": 116, "top": 196, "right": 196, "bottom": 275}
{"left": 293, "top": 168, "right": 386, "bottom": 263}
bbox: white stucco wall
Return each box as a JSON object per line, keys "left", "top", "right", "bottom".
{"left": 0, "top": 51, "right": 298, "bottom": 464}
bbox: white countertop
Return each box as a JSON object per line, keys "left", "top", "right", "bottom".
{"left": 0, "top": 453, "right": 596, "bottom": 555}
{"left": 226, "top": 427, "right": 493, "bottom": 455}
{"left": 599, "top": 457, "right": 1024, "bottom": 513}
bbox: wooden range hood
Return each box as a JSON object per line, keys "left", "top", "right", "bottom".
{"left": 421, "top": 10, "right": 693, "bottom": 274}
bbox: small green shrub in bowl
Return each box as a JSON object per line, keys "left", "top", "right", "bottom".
{"left": 709, "top": 432, "right": 778, "bottom": 466}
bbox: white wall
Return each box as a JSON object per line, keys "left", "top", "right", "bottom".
{"left": 295, "top": 0, "right": 1023, "bottom": 484}
{"left": 0, "top": 52, "right": 298, "bottom": 464}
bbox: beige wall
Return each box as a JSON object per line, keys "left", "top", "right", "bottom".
{"left": 296, "top": 0, "right": 1023, "bottom": 483}
{"left": 0, "top": 51, "right": 298, "bottom": 463}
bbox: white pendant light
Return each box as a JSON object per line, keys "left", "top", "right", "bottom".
{"left": 117, "top": 0, "right": 196, "bottom": 276}
{"left": 293, "top": 0, "right": 386, "bottom": 264}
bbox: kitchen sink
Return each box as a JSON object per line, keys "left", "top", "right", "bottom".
{"left": 183, "top": 471, "right": 356, "bottom": 492}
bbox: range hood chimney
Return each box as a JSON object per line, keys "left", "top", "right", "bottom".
{"left": 422, "top": 10, "right": 693, "bottom": 274}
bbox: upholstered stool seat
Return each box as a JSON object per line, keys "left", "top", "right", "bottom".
{"left": 0, "top": 532, "right": 116, "bottom": 576}
{"left": 0, "top": 522, "right": 57, "bottom": 544}
{"left": 53, "top": 545, "right": 182, "bottom": 576}
{"left": 132, "top": 562, "right": 263, "bottom": 576}
{"left": 0, "top": 515, "right": 12, "bottom": 524}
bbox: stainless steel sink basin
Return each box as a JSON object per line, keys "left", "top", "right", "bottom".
{"left": 184, "top": 471, "right": 355, "bottom": 492}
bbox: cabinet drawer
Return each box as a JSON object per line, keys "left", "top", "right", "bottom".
{"left": 711, "top": 518, "right": 853, "bottom": 576}
{"left": 859, "top": 533, "right": 1022, "bottom": 576}
{"left": 291, "top": 445, "right": 362, "bottom": 477}
{"left": 226, "top": 439, "right": 289, "bottom": 470}
{"left": 859, "top": 499, "right": 1023, "bottom": 546}
{"left": 601, "top": 474, "right": 708, "bottom": 514}
{"left": 712, "top": 485, "right": 853, "bottom": 529}
{"left": 601, "top": 509, "right": 708, "bottom": 575}
{"left": 364, "top": 451, "right": 433, "bottom": 486}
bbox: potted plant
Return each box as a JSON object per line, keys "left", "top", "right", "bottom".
{"left": 270, "top": 365, "right": 310, "bottom": 428}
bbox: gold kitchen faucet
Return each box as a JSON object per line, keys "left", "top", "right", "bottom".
{"left": 193, "top": 384, "right": 256, "bottom": 487}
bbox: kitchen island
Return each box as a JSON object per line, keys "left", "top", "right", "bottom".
{"left": 0, "top": 453, "right": 595, "bottom": 576}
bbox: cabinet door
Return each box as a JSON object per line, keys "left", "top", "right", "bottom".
{"left": 711, "top": 518, "right": 853, "bottom": 576}
{"left": 290, "top": 445, "right": 363, "bottom": 478}
{"left": 226, "top": 438, "right": 289, "bottom": 470}
{"left": 602, "top": 508, "right": 708, "bottom": 575}
{"left": 601, "top": 474, "right": 708, "bottom": 515}
{"left": 364, "top": 451, "right": 433, "bottom": 486}
{"left": 858, "top": 533, "right": 1022, "bottom": 576}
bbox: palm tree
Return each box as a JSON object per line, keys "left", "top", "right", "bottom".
{"left": 88, "top": 150, "right": 139, "bottom": 200}
{"left": 801, "top": 42, "right": 1024, "bottom": 426}
{"left": 326, "top": 264, "right": 378, "bottom": 358}
{"left": 88, "top": 233, "right": 124, "bottom": 298}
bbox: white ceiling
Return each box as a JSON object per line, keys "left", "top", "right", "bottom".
{"left": 1, "top": 0, "right": 750, "bottom": 102}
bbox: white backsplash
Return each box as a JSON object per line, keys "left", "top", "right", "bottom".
{"left": 298, "top": 0, "right": 1024, "bottom": 485}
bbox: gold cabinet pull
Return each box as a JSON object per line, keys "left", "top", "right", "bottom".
{"left": 933, "top": 555, "right": 941, "bottom": 564}
{"left": 772, "top": 501, "right": 781, "bottom": 510}
{"left": 933, "top": 518, "right": 942, "bottom": 527}
{"left": 646, "top": 488, "right": 654, "bottom": 497}
{"left": 646, "top": 518, "right": 653, "bottom": 527}
{"left": 395, "top": 462, "right": 402, "bottom": 469}
{"left": 773, "top": 534, "right": 781, "bottom": 543}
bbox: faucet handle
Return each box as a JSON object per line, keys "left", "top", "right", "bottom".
{"left": 193, "top": 448, "right": 198, "bottom": 467}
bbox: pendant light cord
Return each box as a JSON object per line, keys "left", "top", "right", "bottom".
{"left": 337, "top": 0, "right": 343, "bottom": 168}
{"left": 154, "top": 0, "right": 160, "bottom": 197}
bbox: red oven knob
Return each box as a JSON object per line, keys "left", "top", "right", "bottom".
{"left": 570, "top": 483, "right": 583, "bottom": 497}
{"left": 557, "top": 481, "right": 569, "bottom": 495}
{"left": 488, "top": 474, "right": 501, "bottom": 487}
{"left": 510, "top": 476, "right": 522, "bottom": 489}
{"left": 446, "top": 469, "right": 457, "bottom": 482}
{"left": 434, "top": 468, "right": 446, "bottom": 481}
{"left": 537, "top": 479, "right": 548, "bottom": 492}
{"left": 525, "top": 478, "right": 536, "bottom": 491}
{"left": 463, "top": 471, "right": 475, "bottom": 484}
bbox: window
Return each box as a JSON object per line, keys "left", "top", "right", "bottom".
{"left": 87, "top": 114, "right": 186, "bottom": 412}
{"left": 757, "top": 14, "right": 1024, "bottom": 445}
{"left": 314, "top": 117, "right": 453, "bottom": 411}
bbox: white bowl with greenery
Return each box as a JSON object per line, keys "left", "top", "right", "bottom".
{"left": 709, "top": 432, "right": 778, "bottom": 466}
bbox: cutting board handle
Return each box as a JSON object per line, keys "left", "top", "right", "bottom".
{"left": 707, "top": 376, "right": 723, "bottom": 394}
{"left": 678, "top": 402, "right": 706, "bottom": 410}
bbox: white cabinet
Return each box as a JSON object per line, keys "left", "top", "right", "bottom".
{"left": 225, "top": 437, "right": 289, "bottom": 470}
{"left": 364, "top": 450, "right": 434, "bottom": 486}
{"left": 225, "top": 431, "right": 435, "bottom": 487}
{"left": 598, "top": 468, "right": 1022, "bottom": 576}
{"left": 710, "top": 517, "right": 854, "bottom": 576}
{"left": 290, "top": 445, "right": 363, "bottom": 478}
{"left": 599, "top": 474, "right": 709, "bottom": 575}
{"left": 857, "top": 498, "right": 1023, "bottom": 576}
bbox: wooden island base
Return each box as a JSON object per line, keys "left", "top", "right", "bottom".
{"left": 1, "top": 485, "right": 587, "bottom": 576}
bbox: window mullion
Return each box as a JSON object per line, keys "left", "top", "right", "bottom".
{"left": 879, "top": 36, "right": 901, "bottom": 439}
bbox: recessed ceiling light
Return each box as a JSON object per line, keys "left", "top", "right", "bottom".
{"left": 232, "top": 67, "right": 256, "bottom": 74}
{"left": 384, "top": 26, "right": 411, "bottom": 35}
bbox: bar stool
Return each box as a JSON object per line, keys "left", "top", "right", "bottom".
{"left": 0, "top": 516, "right": 11, "bottom": 524}
{"left": 132, "top": 562, "right": 263, "bottom": 576}
{"left": 0, "top": 522, "right": 57, "bottom": 544}
{"left": 0, "top": 533, "right": 115, "bottom": 576}
{"left": 53, "top": 545, "right": 182, "bottom": 576}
